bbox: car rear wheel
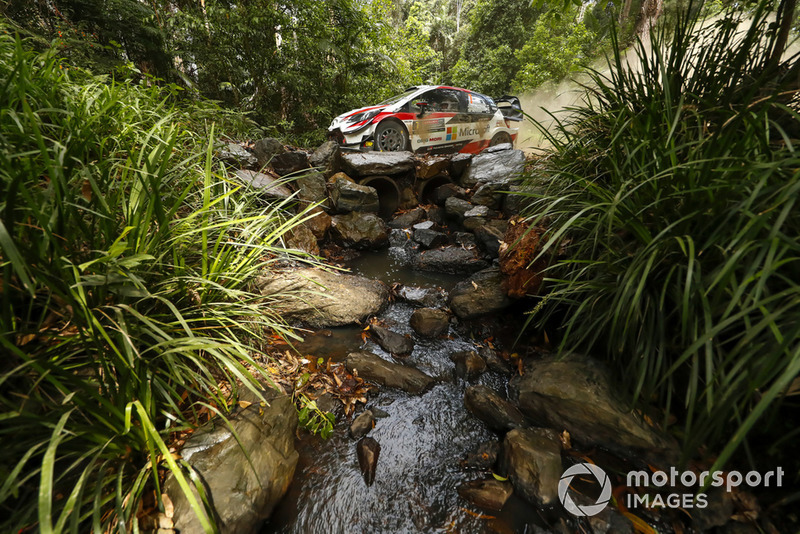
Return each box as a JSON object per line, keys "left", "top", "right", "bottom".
{"left": 375, "top": 121, "right": 408, "bottom": 152}
{"left": 489, "top": 131, "right": 512, "bottom": 147}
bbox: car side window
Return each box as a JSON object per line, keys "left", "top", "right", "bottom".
{"left": 466, "top": 93, "right": 492, "bottom": 115}
{"left": 411, "top": 89, "right": 464, "bottom": 113}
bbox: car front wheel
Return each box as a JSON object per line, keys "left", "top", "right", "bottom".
{"left": 374, "top": 121, "right": 408, "bottom": 152}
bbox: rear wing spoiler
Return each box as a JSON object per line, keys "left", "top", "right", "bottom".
{"left": 496, "top": 95, "right": 523, "bottom": 121}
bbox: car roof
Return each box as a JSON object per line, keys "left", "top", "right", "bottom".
{"left": 403, "top": 85, "right": 493, "bottom": 100}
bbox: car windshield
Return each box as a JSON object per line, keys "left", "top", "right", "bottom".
{"left": 378, "top": 88, "right": 420, "bottom": 106}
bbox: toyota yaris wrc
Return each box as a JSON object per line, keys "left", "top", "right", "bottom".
{"left": 328, "top": 85, "right": 523, "bottom": 155}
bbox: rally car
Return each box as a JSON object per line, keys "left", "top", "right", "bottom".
{"left": 328, "top": 85, "right": 523, "bottom": 155}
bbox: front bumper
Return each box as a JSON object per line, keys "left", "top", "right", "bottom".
{"left": 328, "top": 128, "right": 375, "bottom": 152}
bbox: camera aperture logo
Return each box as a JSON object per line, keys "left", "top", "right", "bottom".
{"left": 558, "top": 463, "right": 612, "bottom": 517}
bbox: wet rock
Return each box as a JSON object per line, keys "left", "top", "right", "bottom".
{"left": 415, "top": 247, "right": 489, "bottom": 275}
{"left": 284, "top": 223, "right": 319, "bottom": 255}
{"left": 416, "top": 155, "right": 450, "bottom": 179}
{"left": 413, "top": 228, "right": 448, "bottom": 249}
{"left": 509, "top": 354, "right": 679, "bottom": 463}
{"left": 461, "top": 148, "right": 526, "bottom": 188}
{"left": 357, "top": 437, "right": 381, "bottom": 486}
{"left": 445, "top": 196, "right": 473, "bottom": 222}
{"left": 255, "top": 268, "right": 388, "bottom": 327}
{"left": 431, "top": 183, "right": 467, "bottom": 205}
{"left": 454, "top": 232, "right": 477, "bottom": 248}
{"left": 471, "top": 182, "right": 506, "bottom": 210}
{"left": 350, "top": 409, "right": 375, "bottom": 438}
{"left": 450, "top": 350, "right": 487, "bottom": 379}
{"left": 389, "top": 228, "right": 413, "bottom": 248}
{"left": 465, "top": 385, "right": 526, "bottom": 432}
{"left": 330, "top": 212, "right": 389, "bottom": 250}
{"left": 330, "top": 174, "right": 379, "bottom": 213}
{"left": 396, "top": 285, "right": 447, "bottom": 308}
{"left": 457, "top": 479, "right": 513, "bottom": 512}
{"left": 479, "top": 346, "right": 513, "bottom": 375}
{"left": 309, "top": 140, "right": 342, "bottom": 178}
{"left": 499, "top": 220, "right": 546, "bottom": 298}
{"left": 692, "top": 487, "right": 734, "bottom": 531}
{"left": 272, "top": 150, "right": 310, "bottom": 176}
{"left": 388, "top": 208, "right": 426, "bottom": 229}
{"left": 345, "top": 351, "right": 435, "bottom": 394}
{"left": 234, "top": 170, "right": 292, "bottom": 200}
{"left": 409, "top": 307, "right": 449, "bottom": 338}
{"left": 502, "top": 185, "right": 531, "bottom": 216}
{"left": 303, "top": 206, "right": 331, "bottom": 240}
{"left": 295, "top": 171, "right": 328, "bottom": 205}
{"left": 369, "top": 325, "right": 414, "bottom": 356}
{"left": 464, "top": 205, "right": 495, "bottom": 218}
{"left": 342, "top": 152, "right": 415, "bottom": 177}
{"left": 425, "top": 206, "right": 447, "bottom": 225}
{"left": 165, "top": 391, "right": 298, "bottom": 534}
{"left": 253, "top": 138, "right": 286, "bottom": 168}
{"left": 219, "top": 142, "right": 257, "bottom": 169}
{"left": 571, "top": 495, "right": 634, "bottom": 534}
{"left": 460, "top": 440, "right": 501, "bottom": 469}
{"left": 502, "top": 427, "right": 562, "bottom": 506}
{"left": 474, "top": 224, "right": 505, "bottom": 258}
{"left": 450, "top": 152, "right": 472, "bottom": 179}
{"left": 449, "top": 267, "right": 512, "bottom": 319}
{"left": 369, "top": 406, "right": 390, "bottom": 418}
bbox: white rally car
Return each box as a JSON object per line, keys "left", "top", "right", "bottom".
{"left": 328, "top": 85, "right": 523, "bottom": 155}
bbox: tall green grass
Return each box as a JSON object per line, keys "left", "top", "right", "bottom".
{"left": 0, "top": 30, "right": 313, "bottom": 532}
{"left": 523, "top": 2, "right": 800, "bottom": 468}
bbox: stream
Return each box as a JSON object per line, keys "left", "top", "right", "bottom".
{"left": 263, "top": 251, "right": 548, "bottom": 533}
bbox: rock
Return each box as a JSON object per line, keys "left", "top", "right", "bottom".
{"left": 692, "top": 487, "right": 734, "bottom": 531}
{"left": 463, "top": 216, "right": 487, "bottom": 232}
{"left": 346, "top": 351, "right": 435, "bottom": 394}
{"left": 350, "top": 410, "right": 375, "bottom": 438}
{"left": 342, "top": 152, "right": 415, "bottom": 177}
{"left": 329, "top": 174, "right": 379, "bottom": 213}
{"left": 502, "top": 185, "right": 530, "bottom": 216}
{"left": 457, "top": 479, "right": 513, "bottom": 512}
{"left": 450, "top": 350, "right": 487, "bottom": 379}
{"left": 388, "top": 208, "right": 426, "bottom": 229}
{"left": 272, "top": 150, "right": 310, "bottom": 176}
{"left": 465, "top": 385, "right": 526, "bottom": 432}
{"left": 431, "top": 183, "right": 466, "bottom": 205}
{"left": 303, "top": 206, "right": 331, "bottom": 240}
{"left": 499, "top": 220, "right": 546, "bottom": 298}
{"left": 234, "top": 170, "right": 292, "bottom": 200}
{"left": 479, "top": 347, "right": 513, "bottom": 375}
{"left": 284, "top": 223, "right": 319, "bottom": 255}
{"left": 425, "top": 206, "right": 447, "bottom": 225}
{"left": 409, "top": 307, "right": 449, "bottom": 337}
{"left": 357, "top": 437, "right": 381, "bottom": 486}
{"left": 509, "top": 354, "right": 679, "bottom": 463}
{"left": 369, "top": 325, "right": 414, "bottom": 356}
{"left": 416, "top": 155, "right": 450, "bottom": 179}
{"left": 412, "top": 220, "right": 437, "bottom": 231}
{"left": 502, "top": 428, "right": 562, "bottom": 506}
{"left": 450, "top": 152, "right": 472, "bottom": 179}
{"left": 369, "top": 406, "right": 390, "bottom": 418}
{"left": 445, "top": 196, "right": 473, "bottom": 222}
{"left": 413, "top": 228, "right": 448, "bottom": 249}
{"left": 471, "top": 182, "right": 506, "bottom": 210}
{"left": 474, "top": 224, "right": 505, "bottom": 258}
{"left": 396, "top": 285, "right": 447, "bottom": 308}
{"left": 294, "top": 171, "right": 328, "bottom": 204}
{"left": 253, "top": 138, "right": 286, "bottom": 168}
{"left": 449, "top": 267, "right": 513, "bottom": 319}
{"left": 486, "top": 143, "right": 513, "bottom": 153}
{"left": 309, "top": 141, "right": 342, "bottom": 177}
{"left": 165, "top": 391, "right": 298, "bottom": 534}
{"left": 459, "top": 440, "right": 501, "bottom": 470}
{"left": 255, "top": 268, "right": 388, "bottom": 327}
{"left": 330, "top": 212, "right": 389, "bottom": 249}
{"left": 461, "top": 148, "right": 525, "bottom": 188}
{"left": 464, "top": 205, "right": 493, "bottom": 218}
{"left": 463, "top": 206, "right": 498, "bottom": 231}
{"left": 415, "top": 247, "right": 489, "bottom": 275}
{"left": 219, "top": 142, "right": 257, "bottom": 168}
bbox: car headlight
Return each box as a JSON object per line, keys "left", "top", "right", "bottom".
{"left": 347, "top": 109, "right": 381, "bottom": 124}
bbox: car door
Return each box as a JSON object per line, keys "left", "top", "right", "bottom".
{"left": 408, "top": 88, "right": 462, "bottom": 153}
{"left": 463, "top": 92, "right": 496, "bottom": 152}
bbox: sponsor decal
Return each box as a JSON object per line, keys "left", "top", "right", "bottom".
{"left": 458, "top": 124, "right": 491, "bottom": 137}
{"left": 428, "top": 136, "right": 442, "bottom": 142}
{"left": 446, "top": 127, "right": 457, "bottom": 141}
{"left": 412, "top": 118, "right": 445, "bottom": 133}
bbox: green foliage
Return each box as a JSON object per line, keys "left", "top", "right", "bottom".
{"left": 296, "top": 393, "right": 336, "bottom": 439}
{"left": 0, "top": 31, "right": 313, "bottom": 532}
{"left": 521, "top": 2, "right": 800, "bottom": 467}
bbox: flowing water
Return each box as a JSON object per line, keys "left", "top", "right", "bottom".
{"left": 263, "top": 252, "right": 551, "bottom": 534}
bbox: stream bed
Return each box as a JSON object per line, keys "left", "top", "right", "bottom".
{"left": 263, "top": 252, "right": 549, "bottom": 533}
